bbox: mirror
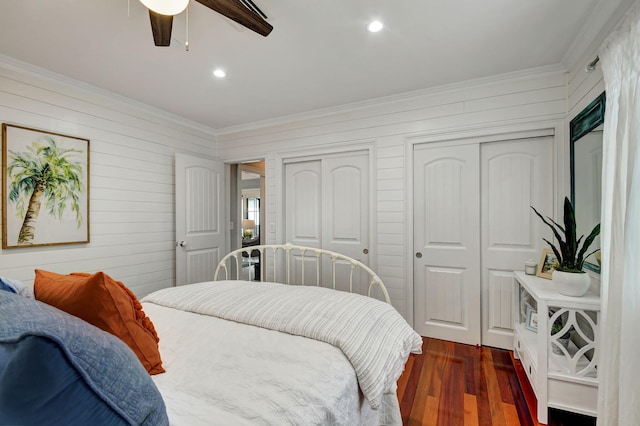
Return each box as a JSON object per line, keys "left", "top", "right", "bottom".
{"left": 241, "top": 170, "right": 261, "bottom": 242}
{"left": 239, "top": 161, "right": 265, "bottom": 281}
{"left": 570, "top": 92, "right": 605, "bottom": 273}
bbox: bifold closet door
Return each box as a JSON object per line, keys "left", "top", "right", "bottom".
{"left": 284, "top": 152, "right": 369, "bottom": 293}
{"left": 413, "top": 143, "right": 482, "bottom": 346}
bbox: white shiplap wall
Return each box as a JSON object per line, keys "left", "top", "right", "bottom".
{"left": 565, "top": 36, "right": 607, "bottom": 295}
{"left": 216, "top": 68, "right": 569, "bottom": 320}
{"left": 0, "top": 59, "right": 216, "bottom": 297}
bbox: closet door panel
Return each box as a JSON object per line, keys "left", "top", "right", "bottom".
{"left": 285, "top": 160, "right": 322, "bottom": 284}
{"left": 413, "top": 143, "right": 481, "bottom": 346}
{"left": 285, "top": 160, "right": 322, "bottom": 246}
{"left": 322, "top": 153, "right": 369, "bottom": 294}
{"left": 322, "top": 155, "right": 368, "bottom": 251}
{"left": 481, "top": 137, "right": 553, "bottom": 349}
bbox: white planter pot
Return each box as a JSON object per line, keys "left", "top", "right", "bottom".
{"left": 552, "top": 270, "right": 591, "bottom": 297}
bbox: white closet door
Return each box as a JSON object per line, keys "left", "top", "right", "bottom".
{"left": 285, "top": 160, "right": 322, "bottom": 284}
{"left": 284, "top": 152, "right": 370, "bottom": 292}
{"left": 413, "top": 143, "right": 481, "bottom": 346}
{"left": 322, "top": 153, "right": 369, "bottom": 294}
{"left": 285, "top": 160, "right": 322, "bottom": 248}
{"left": 480, "top": 137, "right": 553, "bottom": 348}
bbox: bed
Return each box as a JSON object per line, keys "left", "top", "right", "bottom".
{"left": 0, "top": 244, "right": 422, "bottom": 425}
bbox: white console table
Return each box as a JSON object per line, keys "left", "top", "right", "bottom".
{"left": 512, "top": 271, "right": 600, "bottom": 424}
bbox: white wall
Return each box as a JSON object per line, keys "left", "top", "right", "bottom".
{"left": 217, "top": 68, "right": 569, "bottom": 320}
{"left": 567, "top": 58, "right": 604, "bottom": 294}
{"left": 0, "top": 59, "right": 216, "bottom": 296}
{"left": 564, "top": 4, "right": 622, "bottom": 294}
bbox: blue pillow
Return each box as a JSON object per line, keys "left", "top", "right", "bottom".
{"left": 0, "top": 336, "right": 126, "bottom": 424}
{"left": 0, "top": 280, "right": 16, "bottom": 294}
{"left": 0, "top": 277, "right": 34, "bottom": 298}
{"left": 0, "top": 291, "right": 168, "bottom": 426}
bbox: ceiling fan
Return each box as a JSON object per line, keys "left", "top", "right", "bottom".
{"left": 140, "top": 0, "right": 273, "bottom": 47}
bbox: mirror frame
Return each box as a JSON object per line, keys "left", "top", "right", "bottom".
{"left": 569, "top": 91, "right": 605, "bottom": 273}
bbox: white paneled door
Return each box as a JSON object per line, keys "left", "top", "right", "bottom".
{"left": 175, "top": 154, "right": 225, "bottom": 286}
{"left": 413, "top": 143, "right": 482, "bottom": 346}
{"left": 284, "top": 151, "right": 370, "bottom": 293}
{"left": 414, "top": 136, "right": 553, "bottom": 348}
{"left": 285, "top": 160, "right": 322, "bottom": 250}
{"left": 321, "top": 153, "right": 369, "bottom": 264}
{"left": 481, "top": 138, "right": 552, "bottom": 348}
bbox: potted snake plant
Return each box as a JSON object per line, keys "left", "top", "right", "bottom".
{"left": 531, "top": 197, "right": 600, "bottom": 296}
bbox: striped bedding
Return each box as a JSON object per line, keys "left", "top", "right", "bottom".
{"left": 142, "top": 280, "right": 422, "bottom": 410}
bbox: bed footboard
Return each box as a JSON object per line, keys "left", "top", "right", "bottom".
{"left": 213, "top": 243, "right": 391, "bottom": 303}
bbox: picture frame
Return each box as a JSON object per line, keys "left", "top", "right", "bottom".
{"left": 2, "top": 124, "right": 90, "bottom": 248}
{"left": 536, "top": 248, "right": 558, "bottom": 279}
{"left": 525, "top": 306, "right": 538, "bottom": 332}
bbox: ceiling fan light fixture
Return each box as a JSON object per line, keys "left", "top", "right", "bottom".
{"left": 140, "top": 0, "right": 189, "bottom": 16}
{"left": 367, "top": 20, "right": 384, "bottom": 33}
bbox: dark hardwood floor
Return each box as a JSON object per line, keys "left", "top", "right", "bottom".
{"left": 397, "top": 337, "right": 597, "bottom": 426}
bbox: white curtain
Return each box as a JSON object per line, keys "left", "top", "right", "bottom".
{"left": 597, "top": 1, "right": 640, "bottom": 425}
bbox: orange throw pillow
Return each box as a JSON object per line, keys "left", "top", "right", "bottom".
{"left": 34, "top": 269, "right": 164, "bottom": 375}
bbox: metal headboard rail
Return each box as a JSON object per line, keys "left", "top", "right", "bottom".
{"left": 213, "top": 243, "right": 391, "bottom": 304}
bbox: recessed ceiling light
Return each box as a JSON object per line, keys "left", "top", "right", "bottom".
{"left": 368, "top": 20, "right": 383, "bottom": 33}
{"left": 213, "top": 69, "right": 226, "bottom": 78}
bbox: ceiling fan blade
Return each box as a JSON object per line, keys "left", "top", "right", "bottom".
{"left": 195, "top": 0, "right": 273, "bottom": 37}
{"left": 149, "top": 11, "right": 173, "bottom": 46}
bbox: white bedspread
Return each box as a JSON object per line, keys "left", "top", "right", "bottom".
{"left": 143, "top": 280, "right": 422, "bottom": 410}
{"left": 143, "top": 302, "right": 401, "bottom": 425}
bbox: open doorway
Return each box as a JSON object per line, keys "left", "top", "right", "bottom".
{"left": 232, "top": 161, "right": 265, "bottom": 280}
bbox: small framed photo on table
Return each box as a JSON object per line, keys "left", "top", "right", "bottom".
{"left": 525, "top": 306, "right": 538, "bottom": 332}
{"left": 536, "top": 248, "right": 558, "bottom": 280}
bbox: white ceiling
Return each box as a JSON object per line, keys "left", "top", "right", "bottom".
{"left": 0, "top": 0, "right": 604, "bottom": 130}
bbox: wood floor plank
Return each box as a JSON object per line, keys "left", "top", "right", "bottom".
{"left": 397, "top": 354, "right": 415, "bottom": 401}
{"left": 436, "top": 342, "right": 465, "bottom": 426}
{"left": 503, "top": 402, "right": 520, "bottom": 425}
{"left": 401, "top": 352, "right": 425, "bottom": 424}
{"left": 422, "top": 395, "right": 439, "bottom": 426}
{"left": 427, "top": 339, "right": 446, "bottom": 398}
{"left": 481, "top": 346, "right": 508, "bottom": 425}
{"left": 473, "top": 344, "right": 493, "bottom": 425}
{"left": 457, "top": 342, "right": 477, "bottom": 395}
{"left": 463, "top": 393, "right": 480, "bottom": 426}
{"left": 408, "top": 339, "right": 438, "bottom": 424}
{"left": 492, "top": 347, "right": 516, "bottom": 404}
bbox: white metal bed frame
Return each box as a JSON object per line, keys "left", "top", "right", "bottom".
{"left": 213, "top": 243, "right": 391, "bottom": 304}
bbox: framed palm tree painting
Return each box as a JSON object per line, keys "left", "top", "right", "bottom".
{"left": 2, "top": 124, "right": 89, "bottom": 248}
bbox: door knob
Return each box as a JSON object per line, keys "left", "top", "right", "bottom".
{"left": 363, "top": 248, "right": 369, "bottom": 254}
{"left": 416, "top": 252, "right": 422, "bottom": 258}
{"left": 178, "top": 240, "right": 187, "bottom": 247}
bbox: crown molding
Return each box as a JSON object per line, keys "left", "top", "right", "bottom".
{"left": 0, "top": 54, "right": 218, "bottom": 137}
{"left": 562, "top": 0, "right": 636, "bottom": 72}
{"left": 216, "top": 64, "right": 567, "bottom": 136}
